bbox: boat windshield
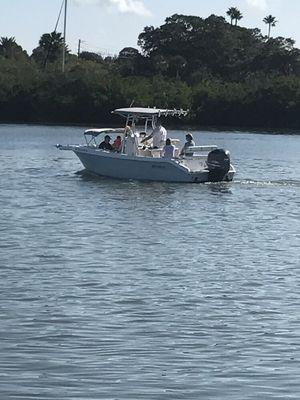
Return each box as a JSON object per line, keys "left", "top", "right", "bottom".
{"left": 84, "top": 128, "right": 124, "bottom": 146}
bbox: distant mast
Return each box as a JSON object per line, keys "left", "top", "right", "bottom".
{"left": 62, "top": 0, "right": 68, "bottom": 73}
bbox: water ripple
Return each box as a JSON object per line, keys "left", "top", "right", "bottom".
{"left": 0, "top": 125, "right": 300, "bottom": 399}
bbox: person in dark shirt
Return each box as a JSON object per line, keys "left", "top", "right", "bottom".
{"left": 99, "top": 135, "right": 114, "bottom": 151}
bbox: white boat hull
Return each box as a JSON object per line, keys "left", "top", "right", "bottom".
{"left": 73, "top": 147, "right": 235, "bottom": 183}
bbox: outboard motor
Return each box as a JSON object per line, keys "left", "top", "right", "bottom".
{"left": 206, "top": 149, "right": 231, "bottom": 182}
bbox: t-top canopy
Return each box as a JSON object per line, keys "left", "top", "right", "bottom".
{"left": 84, "top": 128, "right": 124, "bottom": 137}
{"left": 112, "top": 107, "right": 188, "bottom": 119}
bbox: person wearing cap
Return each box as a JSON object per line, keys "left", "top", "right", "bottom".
{"left": 141, "top": 118, "right": 167, "bottom": 149}
{"left": 99, "top": 135, "right": 114, "bottom": 151}
{"left": 180, "top": 133, "right": 195, "bottom": 156}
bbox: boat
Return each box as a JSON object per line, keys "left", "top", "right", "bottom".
{"left": 57, "top": 107, "right": 235, "bottom": 183}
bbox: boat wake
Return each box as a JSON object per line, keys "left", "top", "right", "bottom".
{"left": 236, "top": 179, "right": 300, "bottom": 188}
{"left": 74, "top": 170, "right": 300, "bottom": 189}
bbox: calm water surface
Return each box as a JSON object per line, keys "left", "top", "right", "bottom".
{"left": 0, "top": 125, "right": 300, "bottom": 399}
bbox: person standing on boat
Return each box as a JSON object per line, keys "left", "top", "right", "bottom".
{"left": 180, "top": 133, "right": 195, "bottom": 156}
{"left": 141, "top": 118, "right": 167, "bottom": 149}
{"left": 99, "top": 135, "right": 114, "bottom": 151}
{"left": 163, "top": 138, "right": 175, "bottom": 158}
{"left": 124, "top": 125, "right": 139, "bottom": 156}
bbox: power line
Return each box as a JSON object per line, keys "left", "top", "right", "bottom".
{"left": 54, "top": 0, "right": 65, "bottom": 32}
{"left": 79, "top": 41, "right": 118, "bottom": 57}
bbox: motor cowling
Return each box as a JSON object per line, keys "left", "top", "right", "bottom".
{"left": 207, "top": 149, "right": 231, "bottom": 182}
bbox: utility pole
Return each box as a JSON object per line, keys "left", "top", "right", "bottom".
{"left": 78, "top": 39, "right": 81, "bottom": 57}
{"left": 62, "top": 0, "right": 67, "bottom": 73}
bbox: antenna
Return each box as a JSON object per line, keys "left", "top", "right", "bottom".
{"left": 43, "top": 0, "right": 64, "bottom": 70}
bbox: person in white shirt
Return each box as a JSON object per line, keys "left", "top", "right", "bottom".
{"left": 124, "top": 125, "right": 139, "bottom": 156}
{"left": 163, "top": 138, "right": 175, "bottom": 158}
{"left": 141, "top": 119, "right": 167, "bottom": 148}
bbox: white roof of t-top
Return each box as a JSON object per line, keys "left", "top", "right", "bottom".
{"left": 112, "top": 107, "right": 188, "bottom": 118}
{"left": 84, "top": 128, "right": 124, "bottom": 136}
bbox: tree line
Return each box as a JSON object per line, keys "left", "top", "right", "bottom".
{"left": 1, "top": 8, "right": 300, "bottom": 128}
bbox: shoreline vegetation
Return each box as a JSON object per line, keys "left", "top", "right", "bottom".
{"left": 1, "top": 118, "right": 300, "bottom": 132}
{"left": 1, "top": 11, "right": 300, "bottom": 129}
{"left": 2, "top": 120, "right": 299, "bottom": 136}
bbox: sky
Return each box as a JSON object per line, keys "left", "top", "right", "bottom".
{"left": 1, "top": 0, "right": 299, "bottom": 56}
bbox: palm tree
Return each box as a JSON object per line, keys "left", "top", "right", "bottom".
{"left": 263, "top": 15, "right": 277, "bottom": 38}
{"left": 0, "top": 36, "right": 16, "bottom": 46}
{"left": 36, "top": 31, "right": 68, "bottom": 69}
{"left": 0, "top": 37, "right": 16, "bottom": 58}
{"left": 233, "top": 9, "right": 243, "bottom": 26}
{"left": 226, "top": 7, "right": 236, "bottom": 25}
{"left": 226, "top": 7, "right": 243, "bottom": 26}
{"left": 39, "top": 31, "right": 64, "bottom": 59}
{"left": 0, "top": 37, "right": 27, "bottom": 60}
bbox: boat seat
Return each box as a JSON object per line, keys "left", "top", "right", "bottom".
{"left": 185, "top": 145, "right": 218, "bottom": 154}
{"left": 139, "top": 148, "right": 152, "bottom": 157}
{"left": 182, "top": 158, "right": 207, "bottom": 171}
{"left": 150, "top": 148, "right": 162, "bottom": 158}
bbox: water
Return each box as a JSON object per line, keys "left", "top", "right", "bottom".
{"left": 0, "top": 124, "right": 300, "bottom": 399}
